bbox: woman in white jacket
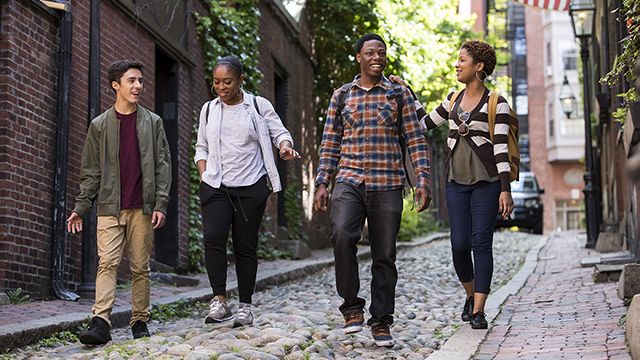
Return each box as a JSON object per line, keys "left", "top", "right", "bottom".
{"left": 194, "top": 55, "right": 300, "bottom": 327}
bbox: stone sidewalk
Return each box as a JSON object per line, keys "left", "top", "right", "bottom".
{"left": 431, "top": 230, "right": 631, "bottom": 359}
{"left": 0, "top": 233, "right": 449, "bottom": 352}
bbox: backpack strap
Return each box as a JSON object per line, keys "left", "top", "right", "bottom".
{"left": 448, "top": 89, "right": 464, "bottom": 114}
{"left": 253, "top": 95, "right": 261, "bottom": 116}
{"left": 205, "top": 94, "right": 261, "bottom": 124}
{"left": 333, "top": 84, "right": 353, "bottom": 131}
{"left": 204, "top": 100, "right": 212, "bottom": 124}
{"left": 487, "top": 90, "right": 500, "bottom": 141}
{"left": 392, "top": 86, "right": 414, "bottom": 190}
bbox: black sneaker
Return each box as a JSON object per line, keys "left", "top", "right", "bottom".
{"left": 461, "top": 296, "right": 474, "bottom": 322}
{"left": 79, "top": 317, "right": 112, "bottom": 345}
{"left": 371, "top": 323, "right": 395, "bottom": 347}
{"left": 470, "top": 311, "right": 488, "bottom": 329}
{"left": 131, "top": 320, "right": 150, "bottom": 339}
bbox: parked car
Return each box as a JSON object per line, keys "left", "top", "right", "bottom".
{"left": 496, "top": 171, "right": 544, "bottom": 234}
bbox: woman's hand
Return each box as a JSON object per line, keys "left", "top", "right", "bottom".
{"left": 279, "top": 145, "right": 301, "bottom": 160}
{"left": 498, "top": 191, "right": 514, "bottom": 219}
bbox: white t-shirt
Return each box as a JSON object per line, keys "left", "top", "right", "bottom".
{"left": 219, "top": 102, "right": 266, "bottom": 187}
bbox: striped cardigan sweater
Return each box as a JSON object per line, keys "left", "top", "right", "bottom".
{"left": 416, "top": 89, "right": 512, "bottom": 192}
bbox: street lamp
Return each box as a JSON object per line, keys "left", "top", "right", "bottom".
{"left": 559, "top": 75, "right": 577, "bottom": 119}
{"left": 569, "top": 0, "right": 598, "bottom": 248}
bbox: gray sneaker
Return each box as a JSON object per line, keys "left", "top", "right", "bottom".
{"left": 205, "top": 296, "right": 233, "bottom": 323}
{"left": 232, "top": 303, "right": 254, "bottom": 328}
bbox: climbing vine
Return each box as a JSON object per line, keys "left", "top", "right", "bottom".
{"left": 600, "top": 0, "right": 640, "bottom": 123}
{"left": 195, "top": 0, "right": 262, "bottom": 92}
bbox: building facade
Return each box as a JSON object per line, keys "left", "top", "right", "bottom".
{"left": 525, "top": 6, "right": 586, "bottom": 233}
{"left": 0, "top": 0, "right": 319, "bottom": 297}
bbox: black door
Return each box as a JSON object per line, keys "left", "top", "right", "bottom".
{"left": 154, "top": 49, "right": 179, "bottom": 267}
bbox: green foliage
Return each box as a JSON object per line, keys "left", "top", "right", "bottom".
{"left": 188, "top": 118, "right": 205, "bottom": 273}
{"left": 6, "top": 288, "right": 30, "bottom": 304}
{"left": 33, "top": 331, "right": 78, "bottom": 349}
{"left": 256, "top": 213, "right": 294, "bottom": 261}
{"left": 305, "top": 0, "right": 380, "bottom": 125}
{"left": 398, "top": 193, "right": 440, "bottom": 242}
{"left": 377, "top": 0, "right": 476, "bottom": 112}
{"left": 600, "top": 0, "right": 640, "bottom": 124}
{"left": 195, "top": 0, "right": 262, "bottom": 93}
{"left": 283, "top": 174, "right": 308, "bottom": 242}
{"left": 151, "top": 300, "right": 206, "bottom": 322}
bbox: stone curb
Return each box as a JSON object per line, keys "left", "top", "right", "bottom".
{"left": 0, "top": 232, "right": 450, "bottom": 352}
{"left": 426, "top": 233, "right": 550, "bottom": 360}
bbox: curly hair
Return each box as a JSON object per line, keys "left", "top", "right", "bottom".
{"left": 461, "top": 40, "right": 497, "bottom": 79}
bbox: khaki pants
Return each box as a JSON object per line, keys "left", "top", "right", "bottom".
{"left": 93, "top": 209, "right": 153, "bottom": 326}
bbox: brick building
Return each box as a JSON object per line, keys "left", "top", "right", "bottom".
{"left": 0, "top": 0, "right": 319, "bottom": 297}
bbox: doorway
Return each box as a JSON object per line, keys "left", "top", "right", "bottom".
{"left": 154, "top": 48, "right": 179, "bottom": 267}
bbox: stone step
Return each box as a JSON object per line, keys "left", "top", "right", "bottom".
{"left": 593, "top": 264, "right": 624, "bottom": 283}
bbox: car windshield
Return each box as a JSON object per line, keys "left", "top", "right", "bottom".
{"left": 511, "top": 176, "right": 539, "bottom": 193}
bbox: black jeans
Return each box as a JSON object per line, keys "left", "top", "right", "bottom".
{"left": 330, "top": 182, "right": 403, "bottom": 326}
{"left": 200, "top": 175, "right": 270, "bottom": 304}
{"left": 445, "top": 180, "right": 500, "bottom": 294}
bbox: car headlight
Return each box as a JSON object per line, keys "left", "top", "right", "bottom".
{"left": 524, "top": 198, "right": 540, "bottom": 208}
{"left": 513, "top": 198, "right": 525, "bottom": 207}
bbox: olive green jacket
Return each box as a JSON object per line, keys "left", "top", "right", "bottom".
{"left": 72, "top": 105, "right": 171, "bottom": 217}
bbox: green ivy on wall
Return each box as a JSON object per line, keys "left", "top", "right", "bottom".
{"left": 600, "top": 0, "right": 639, "bottom": 123}
{"left": 195, "top": 0, "right": 262, "bottom": 92}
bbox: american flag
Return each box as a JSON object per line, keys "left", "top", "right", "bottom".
{"left": 512, "top": 0, "right": 570, "bottom": 11}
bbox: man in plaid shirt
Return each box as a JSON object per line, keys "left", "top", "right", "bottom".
{"left": 313, "top": 33, "right": 431, "bottom": 347}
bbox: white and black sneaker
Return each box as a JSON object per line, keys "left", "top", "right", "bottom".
{"left": 232, "top": 303, "right": 254, "bottom": 328}
{"left": 205, "top": 296, "right": 233, "bottom": 323}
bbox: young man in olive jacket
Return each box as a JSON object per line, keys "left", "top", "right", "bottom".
{"left": 67, "top": 59, "right": 171, "bottom": 345}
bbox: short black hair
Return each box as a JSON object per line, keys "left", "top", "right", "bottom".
{"left": 107, "top": 59, "right": 144, "bottom": 87}
{"left": 461, "top": 40, "right": 496, "bottom": 79}
{"left": 355, "top": 33, "right": 386, "bottom": 54}
{"left": 214, "top": 55, "right": 243, "bottom": 78}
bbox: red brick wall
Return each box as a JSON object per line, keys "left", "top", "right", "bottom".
{"left": 0, "top": 0, "right": 211, "bottom": 296}
{"left": 0, "top": 0, "right": 60, "bottom": 295}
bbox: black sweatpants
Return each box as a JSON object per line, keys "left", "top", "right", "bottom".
{"left": 200, "top": 175, "right": 270, "bottom": 304}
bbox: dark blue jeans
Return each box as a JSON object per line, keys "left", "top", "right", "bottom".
{"left": 445, "top": 180, "right": 500, "bottom": 294}
{"left": 330, "top": 182, "right": 403, "bottom": 326}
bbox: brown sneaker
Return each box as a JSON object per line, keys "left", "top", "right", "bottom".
{"left": 343, "top": 311, "right": 364, "bottom": 334}
{"left": 371, "top": 323, "right": 395, "bottom": 347}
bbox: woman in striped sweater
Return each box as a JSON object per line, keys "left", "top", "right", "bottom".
{"left": 402, "top": 40, "right": 514, "bottom": 329}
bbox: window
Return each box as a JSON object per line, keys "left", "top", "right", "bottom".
{"left": 546, "top": 42, "right": 552, "bottom": 67}
{"left": 278, "top": 0, "right": 306, "bottom": 22}
{"left": 562, "top": 49, "right": 577, "bottom": 71}
{"left": 555, "top": 199, "right": 584, "bottom": 231}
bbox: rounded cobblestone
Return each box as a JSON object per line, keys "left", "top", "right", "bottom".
{"left": 7, "top": 232, "right": 537, "bottom": 359}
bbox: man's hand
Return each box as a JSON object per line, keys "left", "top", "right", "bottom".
{"left": 389, "top": 75, "right": 409, "bottom": 87}
{"left": 498, "top": 191, "right": 514, "bottom": 219}
{"left": 67, "top": 212, "right": 83, "bottom": 233}
{"left": 414, "top": 187, "right": 432, "bottom": 213}
{"left": 152, "top": 211, "right": 166, "bottom": 229}
{"left": 313, "top": 184, "right": 329, "bottom": 212}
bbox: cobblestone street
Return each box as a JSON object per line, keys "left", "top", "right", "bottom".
{"left": 6, "top": 232, "right": 539, "bottom": 360}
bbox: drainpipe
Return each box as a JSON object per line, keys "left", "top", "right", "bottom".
{"left": 78, "top": 0, "right": 100, "bottom": 297}
{"left": 45, "top": 0, "right": 79, "bottom": 301}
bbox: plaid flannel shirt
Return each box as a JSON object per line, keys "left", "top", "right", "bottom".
{"left": 315, "top": 75, "right": 431, "bottom": 191}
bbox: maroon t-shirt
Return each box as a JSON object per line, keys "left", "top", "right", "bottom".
{"left": 117, "top": 111, "right": 143, "bottom": 210}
